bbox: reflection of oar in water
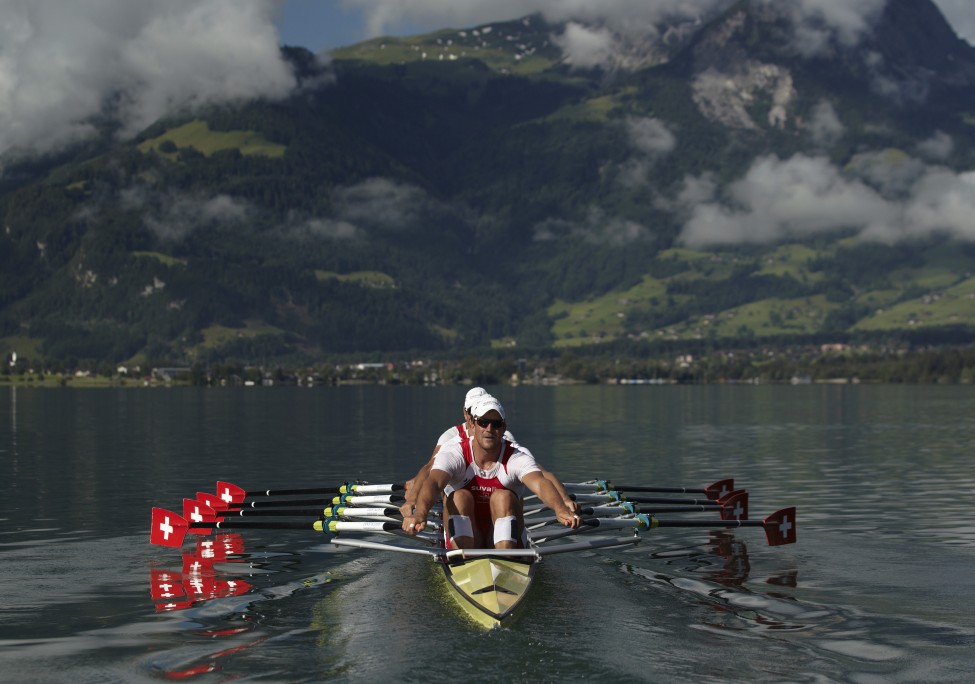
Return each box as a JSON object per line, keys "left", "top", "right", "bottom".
{"left": 151, "top": 475, "right": 796, "bottom": 629}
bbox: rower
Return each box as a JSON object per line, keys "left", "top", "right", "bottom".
{"left": 400, "top": 387, "right": 577, "bottom": 517}
{"left": 402, "top": 396, "right": 580, "bottom": 549}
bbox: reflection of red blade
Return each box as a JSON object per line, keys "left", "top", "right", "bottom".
{"left": 154, "top": 599, "right": 194, "bottom": 613}
{"left": 217, "top": 578, "right": 252, "bottom": 597}
{"left": 183, "top": 499, "right": 218, "bottom": 533}
{"left": 216, "top": 481, "right": 247, "bottom": 505}
{"left": 164, "top": 662, "right": 217, "bottom": 679}
{"left": 218, "top": 533, "right": 245, "bottom": 556}
{"left": 195, "top": 626, "right": 253, "bottom": 637}
{"left": 150, "top": 569, "right": 185, "bottom": 600}
{"left": 196, "top": 533, "right": 245, "bottom": 561}
{"left": 182, "top": 552, "right": 215, "bottom": 577}
{"left": 163, "top": 636, "right": 267, "bottom": 680}
{"left": 182, "top": 575, "right": 217, "bottom": 599}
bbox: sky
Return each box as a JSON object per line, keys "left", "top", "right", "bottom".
{"left": 5, "top": 0, "right": 975, "bottom": 247}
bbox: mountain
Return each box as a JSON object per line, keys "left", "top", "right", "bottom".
{"left": 3, "top": 0, "right": 975, "bottom": 371}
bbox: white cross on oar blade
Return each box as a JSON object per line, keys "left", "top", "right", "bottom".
{"left": 779, "top": 515, "right": 793, "bottom": 539}
{"left": 159, "top": 516, "right": 174, "bottom": 540}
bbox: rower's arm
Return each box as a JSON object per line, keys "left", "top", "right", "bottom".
{"left": 523, "top": 470, "right": 580, "bottom": 528}
{"left": 402, "top": 467, "right": 450, "bottom": 535}
{"left": 400, "top": 443, "right": 446, "bottom": 517}
{"left": 542, "top": 469, "right": 578, "bottom": 513}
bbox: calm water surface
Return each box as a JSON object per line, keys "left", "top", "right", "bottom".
{"left": 1, "top": 385, "right": 974, "bottom": 682}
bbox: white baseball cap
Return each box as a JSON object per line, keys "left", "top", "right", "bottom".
{"left": 471, "top": 395, "right": 505, "bottom": 420}
{"left": 464, "top": 387, "right": 487, "bottom": 410}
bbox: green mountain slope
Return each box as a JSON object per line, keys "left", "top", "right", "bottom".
{"left": 3, "top": 1, "right": 975, "bottom": 369}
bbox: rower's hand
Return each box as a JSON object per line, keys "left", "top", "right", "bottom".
{"left": 399, "top": 501, "right": 413, "bottom": 518}
{"left": 556, "top": 508, "right": 581, "bottom": 529}
{"left": 563, "top": 497, "right": 580, "bottom": 514}
{"left": 402, "top": 512, "right": 426, "bottom": 536}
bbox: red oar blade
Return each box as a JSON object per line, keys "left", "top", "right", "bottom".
{"left": 183, "top": 499, "right": 218, "bottom": 534}
{"left": 720, "top": 491, "right": 749, "bottom": 521}
{"left": 762, "top": 507, "right": 797, "bottom": 546}
{"left": 706, "top": 479, "right": 735, "bottom": 500}
{"left": 150, "top": 508, "right": 190, "bottom": 548}
{"left": 216, "top": 481, "right": 247, "bottom": 505}
{"left": 197, "top": 492, "right": 229, "bottom": 514}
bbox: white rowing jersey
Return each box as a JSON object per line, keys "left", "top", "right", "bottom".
{"left": 431, "top": 437, "right": 540, "bottom": 496}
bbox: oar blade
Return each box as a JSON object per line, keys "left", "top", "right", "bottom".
{"left": 216, "top": 481, "right": 247, "bottom": 505}
{"left": 150, "top": 508, "right": 189, "bottom": 548}
{"left": 706, "top": 479, "right": 735, "bottom": 500}
{"left": 720, "top": 491, "right": 748, "bottom": 521}
{"left": 197, "top": 491, "right": 229, "bottom": 514}
{"left": 183, "top": 499, "right": 218, "bottom": 534}
{"left": 762, "top": 507, "right": 797, "bottom": 546}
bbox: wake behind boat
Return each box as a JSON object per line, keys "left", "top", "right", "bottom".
{"left": 150, "top": 478, "right": 796, "bottom": 628}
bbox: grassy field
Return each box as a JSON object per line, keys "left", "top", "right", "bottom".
{"left": 138, "top": 120, "right": 286, "bottom": 159}
{"left": 133, "top": 251, "right": 187, "bottom": 267}
{"left": 191, "top": 320, "right": 285, "bottom": 356}
{"left": 314, "top": 270, "right": 397, "bottom": 288}
{"left": 549, "top": 275, "right": 668, "bottom": 347}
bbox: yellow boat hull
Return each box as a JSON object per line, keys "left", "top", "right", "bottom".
{"left": 439, "top": 555, "right": 536, "bottom": 629}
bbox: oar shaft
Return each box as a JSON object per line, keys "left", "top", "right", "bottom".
{"left": 244, "top": 485, "right": 404, "bottom": 497}
{"left": 195, "top": 520, "right": 321, "bottom": 531}
{"left": 232, "top": 494, "right": 405, "bottom": 508}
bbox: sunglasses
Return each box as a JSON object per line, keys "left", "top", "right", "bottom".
{"left": 475, "top": 417, "right": 505, "bottom": 430}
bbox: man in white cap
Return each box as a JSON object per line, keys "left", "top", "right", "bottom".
{"left": 400, "top": 387, "right": 577, "bottom": 517}
{"left": 403, "top": 395, "right": 580, "bottom": 549}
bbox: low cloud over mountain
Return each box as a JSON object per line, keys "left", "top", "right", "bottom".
{"left": 0, "top": 0, "right": 296, "bottom": 157}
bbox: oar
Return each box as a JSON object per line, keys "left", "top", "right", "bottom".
{"left": 526, "top": 490, "right": 748, "bottom": 520}
{"left": 151, "top": 508, "right": 405, "bottom": 548}
{"left": 533, "top": 508, "right": 796, "bottom": 546}
{"left": 563, "top": 478, "right": 734, "bottom": 500}
{"left": 571, "top": 490, "right": 744, "bottom": 507}
{"left": 223, "top": 493, "right": 406, "bottom": 509}
{"left": 217, "top": 481, "right": 404, "bottom": 506}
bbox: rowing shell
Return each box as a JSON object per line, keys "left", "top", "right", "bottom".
{"left": 439, "top": 553, "right": 536, "bottom": 629}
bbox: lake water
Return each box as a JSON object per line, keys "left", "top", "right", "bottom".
{"left": 1, "top": 384, "right": 974, "bottom": 683}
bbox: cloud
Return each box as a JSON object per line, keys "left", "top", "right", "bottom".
{"left": 807, "top": 100, "right": 845, "bottom": 147}
{"left": 626, "top": 116, "right": 677, "bottom": 156}
{"left": 932, "top": 0, "right": 975, "bottom": 45}
{"left": 143, "top": 193, "right": 252, "bottom": 241}
{"left": 0, "top": 0, "right": 296, "bottom": 158}
{"left": 618, "top": 116, "right": 678, "bottom": 187}
{"left": 915, "top": 131, "right": 954, "bottom": 162}
{"left": 533, "top": 206, "right": 651, "bottom": 246}
{"left": 676, "top": 152, "right": 975, "bottom": 246}
{"left": 551, "top": 22, "right": 615, "bottom": 68}
{"left": 300, "top": 218, "right": 360, "bottom": 240}
{"left": 769, "top": 0, "right": 887, "bottom": 58}
{"left": 330, "top": 177, "right": 433, "bottom": 229}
